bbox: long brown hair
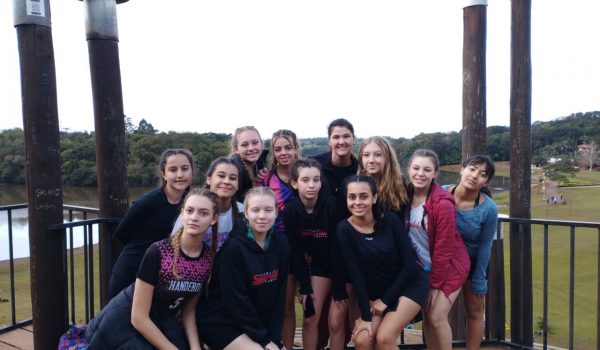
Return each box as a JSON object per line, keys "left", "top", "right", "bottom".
{"left": 357, "top": 136, "right": 409, "bottom": 213}
{"left": 269, "top": 129, "right": 300, "bottom": 171}
{"left": 171, "top": 188, "right": 219, "bottom": 279}
{"left": 205, "top": 156, "right": 241, "bottom": 217}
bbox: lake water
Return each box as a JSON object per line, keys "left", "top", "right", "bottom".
{"left": 0, "top": 185, "right": 151, "bottom": 261}
{"left": 0, "top": 172, "right": 510, "bottom": 260}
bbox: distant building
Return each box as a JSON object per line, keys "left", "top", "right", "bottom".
{"left": 547, "top": 157, "right": 562, "bottom": 164}
{"left": 578, "top": 143, "right": 591, "bottom": 152}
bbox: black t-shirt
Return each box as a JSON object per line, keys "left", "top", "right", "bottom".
{"left": 137, "top": 238, "right": 213, "bottom": 315}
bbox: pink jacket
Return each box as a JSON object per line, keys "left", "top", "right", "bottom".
{"left": 423, "top": 183, "right": 470, "bottom": 297}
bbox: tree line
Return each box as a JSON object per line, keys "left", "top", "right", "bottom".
{"left": 1, "top": 111, "right": 598, "bottom": 186}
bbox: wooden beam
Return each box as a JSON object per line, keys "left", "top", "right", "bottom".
{"left": 509, "top": 0, "right": 533, "bottom": 347}
{"left": 462, "top": 3, "right": 487, "bottom": 160}
{"left": 14, "top": 0, "right": 68, "bottom": 347}
{"left": 83, "top": 0, "right": 129, "bottom": 307}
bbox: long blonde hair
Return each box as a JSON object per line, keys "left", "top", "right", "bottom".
{"left": 357, "top": 136, "right": 409, "bottom": 213}
{"left": 171, "top": 188, "right": 219, "bottom": 279}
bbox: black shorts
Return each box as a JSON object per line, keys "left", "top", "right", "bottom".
{"left": 399, "top": 268, "right": 430, "bottom": 308}
{"left": 197, "top": 321, "right": 243, "bottom": 350}
{"left": 309, "top": 256, "right": 331, "bottom": 278}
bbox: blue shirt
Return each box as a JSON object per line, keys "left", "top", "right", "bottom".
{"left": 452, "top": 190, "right": 498, "bottom": 294}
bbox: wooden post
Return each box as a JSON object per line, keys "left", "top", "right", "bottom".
{"left": 82, "top": 0, "right": 130, "bottom": 307}
{"left": 451, "top": 0, "right": 488, "bottom": 342}
{"left": 486, "top": 220, "right": 506, "bottom": 341}
{"left": 462, "top": 0, "right": 487, "bottom": 160}
{"left": 13, "top": 0, "right": 68, "bottom": 348}
{"left": 509, "top": 0, "right": 533, "bottom": 347}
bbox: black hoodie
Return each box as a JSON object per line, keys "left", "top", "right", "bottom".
{"left": 283, "top": 195, "right": 340, "bottom": 295}
{"left": 196, "top": 229, "right": 289, "bottom": 347}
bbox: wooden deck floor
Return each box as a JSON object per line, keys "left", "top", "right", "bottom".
{"left": 0, "top": 325, "right": 512, "bottom": 350}
{"left": 0, "top": 325, "right": 33, "bottom": 350}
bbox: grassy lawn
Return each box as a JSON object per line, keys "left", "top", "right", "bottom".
{"left": 0, "top": 245, "right": 101, "bottom": 328}
{"left": 560, "top": 169, "right": 600, "bottom": 187}
{"left": 497, "top": 184, "right": 600, "bottom": 349}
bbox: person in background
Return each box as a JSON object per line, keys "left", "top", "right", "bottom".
{"left": 261, "top": 130, "right": 300, "bottom": 349}
{"left": 405, "top": 149, "right": 470, "bottom": 350}
{"left": 312, "top": 118, "right": 359, "bottom": 349}
{"left": 357, "top": 136, "right": 410, "bottom": 218}
{"left": 109, "top": 148, "right": 194, "bottom": 298}
{"left": 284, "top": 159, "right": 339, "bottom": 350}
{"left": 337, "top": 176, "right": 429, "bottom": 350}
{"left": 312, "top": 118, "right": 358, "bottom": 218}
{"left": 445, "top": 155, "right": 498, "bottom": 350}
{"left": 86, "top": 188, "right": 219, "bottom": 349}
{"left": 263, "top": 129, "right": 300, "bottom": 234}
{"left": 196, "top": 187, "right": 289, "bottom": 350}
{"left": 230, "top": 126, "right": 269, "bottom": 202}
{"left": 172, "top": 156, "right": 245, "bottom": 251}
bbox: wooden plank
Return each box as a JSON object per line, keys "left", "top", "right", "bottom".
{"left": 0, "top": 328, "right": 34, "bottom": 349}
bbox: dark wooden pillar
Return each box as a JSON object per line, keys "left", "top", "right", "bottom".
{"left": 13, "top": 0, "right": 68, "bottom": 348}
{"left": 462, "top": 1, "right": 487, "bottom": 160}
{"left": 450, "top": 1, "right": 488, "bottom": 342}
{"left": 509, "top": 0, "right": 533, "bottom": 347}
{"left": 485, "top": 220, "right": 506, "bottom": 341}
{"left": 82, "top": 0, "right": 130, "bottom": 307}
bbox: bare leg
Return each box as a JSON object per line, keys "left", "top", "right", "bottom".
{"left": 302, "top": 276, "right": 331, "bottom": 350}
{"left": 328, "top": 283, "right": 353, "bottom": 350}
{"left": 423, "top": 288, "right": 461, "bottom": 350}
{"left": 282, "top": 275, "right": 297, "bottom": 350}
{"left": 463, "top": 281, "right": 485, "bottom": 350}
{"left": 375, "top": 297, "right": 421, "bottom": 350}
{"left": 224, "top": 334, "right": 263, "bottom": 350}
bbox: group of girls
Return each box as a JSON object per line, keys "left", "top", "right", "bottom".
{"left": 82, "top": 118, "right": 498, "bottom": 350}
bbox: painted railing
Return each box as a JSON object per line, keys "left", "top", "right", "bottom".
{"left": 1, "top": 205, "right": 599, "bottom": 350}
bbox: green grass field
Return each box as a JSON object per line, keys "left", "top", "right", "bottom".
{"left": 0, "top": 245, "right": 101, "bottom": 328}
{"left": 489, "top": 170, "right": 600, "bottom": 349}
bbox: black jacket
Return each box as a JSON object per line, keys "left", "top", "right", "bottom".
{"left": 196, "top": 230, "right": 289, "bottom": 347}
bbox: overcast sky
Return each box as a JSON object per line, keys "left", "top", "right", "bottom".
{"left": 1, "top": 1, "right": 599, "bottom": 139}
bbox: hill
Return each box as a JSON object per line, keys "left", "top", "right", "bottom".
{"left": 1, "top": 111, "right": 598, "bottom": 186}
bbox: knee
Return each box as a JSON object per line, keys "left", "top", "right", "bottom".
{"left": 425, "top": 310, "right": 448, "bottom": 329}
{"left": 466, "top": 308, "right": 484, "bottom": 321}
{"left": 353, "top": 331, "right": 372, "bottom": 349}
{"left": 328, "top": 314, "right": 344, "bottom": 333}
{"left": 375, "top": 331, "right": 397, "bottom": 347}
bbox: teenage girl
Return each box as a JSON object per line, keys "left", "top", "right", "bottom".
{"left": 196, "top": 187, "right": 289, "bottom": 350}
{"left": 337, "top": 176, "right": 429, "bottom": 350}
{"left": 261, "top": 130, "right": 300, "bottom": 349}
{"left": 109, "top": 148, "right": 194, "bottom": 298}
{"left": 357, "top": 136, "right": 410, "bottom": 218}
{"left": 263, "top": 129, "right": 300, "bottom": 234}
{"left": 406, "top": 149, "right": 470, "bottom": 350}
{"left": 284, "top": 159, "right": 339, "bottom": 350}
{"left": 313, "top": 118, "right": 358, "bottom": 217}
{"left": 447, "top": 155, "right": 498, "bottom": 350}
{"left": 312, "top": 118, "right": 359, "bottom": 349}
{"left": 172, "top": 157, "right": 245, "bottom": 250}
{"left": 230, "top": 126, "right": 269, "bottom": 202}
{"left": 86, "top": 188, "right": 219, "bottom": 349}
